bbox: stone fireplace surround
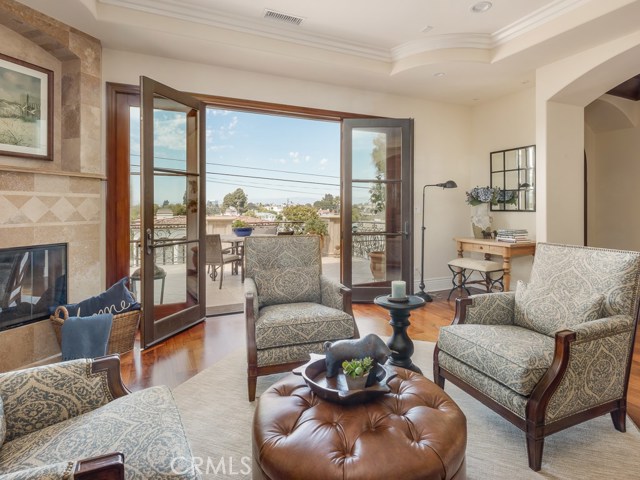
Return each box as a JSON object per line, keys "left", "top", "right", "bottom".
{"left": 0, "top": 0, "right": 103, "bottom": 371}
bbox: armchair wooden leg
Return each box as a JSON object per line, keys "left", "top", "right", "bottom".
{"left": 248, "top": 373, "right": 257, "bottom": 402}
{"left": 526, "top": 434, "right": 544, "bottom": 471}
{"left": 611, "top": 403, "right": 627, "bottom": 432}
{"left": 433, "top": 346, "right": 445, "bottom": 388}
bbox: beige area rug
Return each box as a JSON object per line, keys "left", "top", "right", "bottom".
{"left": 172, "top": 341, "right": 640, "bottom": 480}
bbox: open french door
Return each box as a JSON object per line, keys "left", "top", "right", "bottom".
{"left": 139, "top": 76, "right": 206, "bottom": 348}
{"left": 341, "top": 118, "right": 414, "bottom": 302}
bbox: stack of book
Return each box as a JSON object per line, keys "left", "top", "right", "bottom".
{"left": 496, "top": 229, "right": 530, "bottom": 243}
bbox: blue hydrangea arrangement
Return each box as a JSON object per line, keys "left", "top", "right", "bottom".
{"left": 466, "top": 186, "right": 517, "bottom": 206}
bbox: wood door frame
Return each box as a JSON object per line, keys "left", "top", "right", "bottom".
{"left": 105, "top": 83, "right": 376, "bottom": 289}
{"left": 342, "top": 118, "right": 414, "bottom": 302}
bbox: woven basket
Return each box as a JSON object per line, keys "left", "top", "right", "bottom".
{"left": 50, "top": 306, "right": 141, "bottom": 355}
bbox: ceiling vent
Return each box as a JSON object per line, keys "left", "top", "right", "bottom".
{"left": 263, "top": 9, "right": 304, "bottom": 26}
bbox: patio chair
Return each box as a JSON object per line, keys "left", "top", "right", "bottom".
{"left": 434, "top": 243, "right": 640, "bottom": 470}
{"left": 206, "top": 234, "right": 241, "bottom": 289}
{"left": 244, "top": 235, "right": 359, "bottom": 401}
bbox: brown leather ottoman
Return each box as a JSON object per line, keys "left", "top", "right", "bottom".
{"left": 253, "top": 366, "right": 467, "bottom": 480}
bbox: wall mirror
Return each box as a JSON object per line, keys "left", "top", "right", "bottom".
{"left": 490, "top": 145, "right": 535, "bottom": 212}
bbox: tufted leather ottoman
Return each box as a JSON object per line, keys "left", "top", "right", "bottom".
{"left": 253, "top": 366, "right": 467, "bottom": 480}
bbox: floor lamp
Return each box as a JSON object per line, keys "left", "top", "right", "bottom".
{"left": 415, "top": 180, "right": 457, "bottom": 302}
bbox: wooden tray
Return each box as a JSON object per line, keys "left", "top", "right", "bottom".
{"left": 293, "top": 354, "right": 397, "bottom": 405}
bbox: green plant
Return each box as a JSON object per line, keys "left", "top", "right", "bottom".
{"left": 231, "top": 219, "right": 249, "bottom": 228}
{"left": 304, "top": 217, "right": 328, "bottom": 237}
{"left": 342, "top": 356, "right": 373, "bottom": 378}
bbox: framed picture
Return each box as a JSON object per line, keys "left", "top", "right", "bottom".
{"left": 0, "top": 53, "right": 53, "bottom": 160}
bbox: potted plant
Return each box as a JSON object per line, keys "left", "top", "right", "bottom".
{"left": 342, "top": 356, "right": 374, "bottom": 390}
{"left": 231, "top": 219, "right": 253, "bottom": 237}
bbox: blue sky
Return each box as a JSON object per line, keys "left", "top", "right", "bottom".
{"left": 130, "top": 107, "right": 342, "bottom": 206}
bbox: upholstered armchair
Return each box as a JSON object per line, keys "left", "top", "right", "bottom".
{"left": 434, "top": 243, "right": 640, "bottom": 471}
{"left": 0, "top": 356, "right": 199, "bottom": 479}
{"left": 244, "top": 235, "right": 359, "bottom": 401}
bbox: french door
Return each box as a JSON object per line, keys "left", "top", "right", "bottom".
{"left": 341, "top": 118, "right": 414, "bottom": 302}
{"left": 139, "top": 77, "right": 206, "bottom": 348}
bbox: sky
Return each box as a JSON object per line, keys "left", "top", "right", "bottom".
{"left": 130, "top": 106, "right": 343, "bottom": 206}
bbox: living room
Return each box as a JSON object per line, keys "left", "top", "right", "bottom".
{"left": 1, "top": 0, "right": 640, "bottom": 478}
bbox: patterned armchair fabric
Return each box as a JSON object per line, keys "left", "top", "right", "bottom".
{"left": 434, "top": 243, "right": 640, "bottom": 471}
{"left": 0, "top": 358, "right": 199, "bottom": 480}
{"left": 244, "top": 236, "right": 357, "bottom": 401}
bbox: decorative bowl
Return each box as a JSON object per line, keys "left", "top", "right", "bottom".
{"left": 293, "top": 353, "right": 396, "bottom": 405}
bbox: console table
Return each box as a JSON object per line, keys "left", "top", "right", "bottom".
{"left": 454, "top": 237, "right": 536, "bottom": 291}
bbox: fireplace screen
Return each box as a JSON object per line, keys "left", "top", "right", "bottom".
{"left": 0, "top": 243, "right": 67, "bottom": 331}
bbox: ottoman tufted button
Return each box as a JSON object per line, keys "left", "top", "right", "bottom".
{"left": 253, "top": 366, "right": 467, "bottom": 480}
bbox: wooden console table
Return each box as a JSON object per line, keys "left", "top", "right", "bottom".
{"left": 454, "top": 237, "right": 536, "bottom": 291}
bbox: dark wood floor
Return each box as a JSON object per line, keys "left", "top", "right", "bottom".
{"left": 119, "top": 291, "right": 640, "bottom": 426}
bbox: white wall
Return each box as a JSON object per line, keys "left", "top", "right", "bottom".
{"left": 469, "top": 88, "right": 537, "bottom": 285}
{"left": 586, "top": 99, "right": 640, "bottom": 250}
{"left": 102, "top": 49, "right": 471, "bottom": 292}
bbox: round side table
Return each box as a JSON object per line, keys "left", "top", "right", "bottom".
{"left": 374, "top": 294, "right": 425, "bottom": 373}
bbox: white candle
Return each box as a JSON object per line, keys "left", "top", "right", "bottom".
{"left": 391, "top": 280, "right": 406, "bottom": 299}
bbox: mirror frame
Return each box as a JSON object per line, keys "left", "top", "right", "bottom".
{"left": 490, "top": 145, "right": 536, "bottom": 212}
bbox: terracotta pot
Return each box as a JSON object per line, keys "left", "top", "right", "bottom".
{"left": 369, "top": 251, "right": 386, "bottom": 281}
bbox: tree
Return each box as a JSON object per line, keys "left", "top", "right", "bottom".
{"left": 282, "top": 204, "right": 318, "bottom": 223}
{"left": 313, "top": 193, "right": 340, "bottom": 212}
{"left": 162, "top": 199, "right": 170, "bottom": 207}
{"left": 222, "top": 188, "right": 248, "bottom": 214}
{"left": 369, "top": 133, "right": 386, "bottom": 214}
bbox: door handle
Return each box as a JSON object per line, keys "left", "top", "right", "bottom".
{"left": 145, "top": 228, "right": 153, "bottom": 255}
{"left": 403, "top": 221, "right": 410, "bottom": 239}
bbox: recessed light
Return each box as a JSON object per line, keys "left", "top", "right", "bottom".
{"left": 422, "top": 25, "right": 434, "bottom": 33}
{"left": 434, "top": 72, "right": 445, "bottom": 77}
{"left": 471, "top": 1, "right": 492, "bottom": 13}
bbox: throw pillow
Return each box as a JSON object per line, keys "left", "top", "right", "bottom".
{"left": 514, "top": 280, "right": 605, "bottom": 336}
{"left": 1, "top": 395, "right": 6, "bottom": 448}
{"left": 254, "top": 266, "right": 321, "bottom": 307}
{"left": 66, "top": 277, "right": 140, "bottom": 316}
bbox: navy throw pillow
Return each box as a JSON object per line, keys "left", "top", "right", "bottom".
{"left": 66, "top": 277, "right": 140, "bottom": 316}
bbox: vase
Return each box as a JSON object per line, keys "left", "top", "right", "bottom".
{"left": 369, "top": 251, "right": 386, "bottom": 281}
{"left": 471, "top": 203, "right": 492, "bottom": 239}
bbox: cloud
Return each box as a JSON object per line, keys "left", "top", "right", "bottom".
{"left": 319, "top": 158, "right": 329, "bottom": 170}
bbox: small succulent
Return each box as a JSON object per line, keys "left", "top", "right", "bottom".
{"left": 342, "top": 356, "right": 373, "bottom": 378}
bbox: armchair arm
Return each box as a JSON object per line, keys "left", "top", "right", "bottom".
{"left": 0, "top": 355, "right": 128, "bottom": 443}
{"left": 453, "top": 291, "right": 515, "bottom": 326}
{"left": 528, "top": 315, "right": 635, "bottom": 425}
{"left": 0, "top": 461, "right": 75, "bottom": 480}
{"left": 320, "top": 275, "right": 353, "bottom": 316}
{"left": 0, "top": 454, "right": 124, "bottom": 480}
{"left": 570, "top": 314, "right": 633, "bottom": 342}
{"left": 74, "top": 453, "right": 125, "bottom": 480}
{"left": 245, "top": 278, "right": 259, "bottom": 378}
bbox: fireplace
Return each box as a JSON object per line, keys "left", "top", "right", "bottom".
{"left": 0, "top": 243, "right": 67, "bottom": 332}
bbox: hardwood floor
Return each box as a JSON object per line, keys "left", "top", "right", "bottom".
{"left": 119, "top": 291, "right": 640, "bottom": 426}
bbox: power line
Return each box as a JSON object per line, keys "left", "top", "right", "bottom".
{"left": 130, "top": 154, "right": 339, "bottom": 179}
{"left": 207, "top": 162, "right": 338, "bottom": 179}
{"left": 208, "top": 171, "right": 339, "bottom": 187}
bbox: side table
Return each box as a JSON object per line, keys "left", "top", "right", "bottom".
{"left": 374, "top": 294, "right": 425, "bottom": 373}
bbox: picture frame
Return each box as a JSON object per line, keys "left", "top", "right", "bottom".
{"left": 0, "top": 53, "right": 53, "bottom": 160}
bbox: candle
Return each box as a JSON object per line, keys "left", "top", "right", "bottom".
{"left": 391, "top": 280, "right": 406, "bottom": 299}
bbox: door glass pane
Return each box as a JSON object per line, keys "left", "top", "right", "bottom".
{"left": 152, "top": 100, "right": 190, "bottom": 172}
{"left": 352, "top": 127, "right": 402, "bottom": 180}
{"left": 351, "top": 182, "right": 401, "bottom": 232}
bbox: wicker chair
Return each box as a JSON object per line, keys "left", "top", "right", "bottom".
{"left": 434, "top": 243, "right": 640, "bottom": 471}
{"left": 205, "top": 234, "right": 241, "bottom": 289}
{"left": 244, "top": 235, "right": 358, "bottom": 401}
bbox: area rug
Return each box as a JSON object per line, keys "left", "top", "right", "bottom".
{"left": 173, "top": 341, "right": 640, "bottom": 479}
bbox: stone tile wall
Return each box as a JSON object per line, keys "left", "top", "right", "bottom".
{"left": 0, "top": 0, "right": 103, "bottom": 371}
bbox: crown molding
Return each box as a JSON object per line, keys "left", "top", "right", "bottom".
{"left": 391, "top": 34, "right": 492, "bottom": 61}
{"left": 493, "top": 0, "right": 591, "bottom": 45}
{"left": 98, "top": 0, "right": 391, "bottom": 61}
{"left": 99, "top": 0, "right": 594, "bottom": 65}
